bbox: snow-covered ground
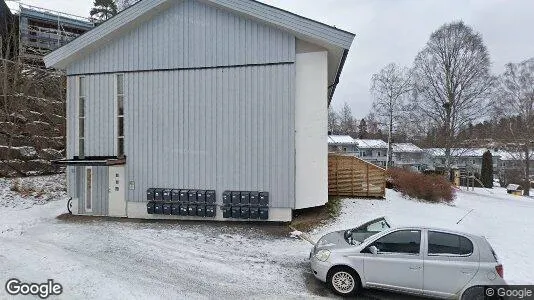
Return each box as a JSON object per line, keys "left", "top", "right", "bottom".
{"left": 313, "top": 187, "right": 534, "bottom": 285}
{"left": 0, "top": 175, "right": 533, "bottom": 299}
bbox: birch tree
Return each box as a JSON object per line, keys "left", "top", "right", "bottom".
{"left": 370, "top": 63, "right": 412, "bottom": 168}
{"left": 412, "top": 21, "right": 494, "bottom": 172}
{"left": 328, "top": 107, "right": 340, "bottom": 135}
{"left": 494, "top": 58, "right": 534, "bottom": 195}
{"left": 339, "top": 102, "right": 356, "bottom": 137}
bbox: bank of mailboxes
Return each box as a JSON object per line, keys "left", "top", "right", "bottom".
{"left": 147, "top": 188, "right": 269, "bottom": 220}
{"left": 222, "top": 191, "right": 269, "bottom": 220}
{"left": 146, "top": 188, "right": 216, "bottom": 218}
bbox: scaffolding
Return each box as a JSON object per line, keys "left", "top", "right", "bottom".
{"left": 16, "top": 3, "right": 95, "bottom": 67}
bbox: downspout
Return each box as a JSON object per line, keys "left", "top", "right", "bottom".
{"left": 328, "top": 49, "right": 349, "bottom": 107}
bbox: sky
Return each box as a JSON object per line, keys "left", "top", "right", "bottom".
{"left": 6, "top": 0, "right": 534, "bottom": 119}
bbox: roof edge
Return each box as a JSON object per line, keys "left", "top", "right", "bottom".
{"left": 45, "top": 0, "right": 355, "bottom": 69}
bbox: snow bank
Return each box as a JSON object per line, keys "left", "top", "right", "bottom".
{"left": 0, "top": 174, "right": 67, "bottom": 209}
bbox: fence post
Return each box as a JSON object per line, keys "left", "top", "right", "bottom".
{"left": 366, "top": 163, "right": 370, "bottom": 197}
{"left": 350, "top": 158, "right": 354, "bottom": 197}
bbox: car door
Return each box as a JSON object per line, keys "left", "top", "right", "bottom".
{"left": 362, "top": 229, "right": 424, "bottom": 295}
{"left": 423, "top": 230, "right": 479, "bottom": 298}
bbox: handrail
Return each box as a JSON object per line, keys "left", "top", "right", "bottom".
{"left": 18, "top": 3, "right": 96, "bottom": 25}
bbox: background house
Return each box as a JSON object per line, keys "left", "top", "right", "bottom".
{"left": 45, "top": 0, "right": 355, "bottom": 222}
{"left": 425, "top": 148, "right": 500, "bottom": 176}
{"left": 354, "top": 139, "right": 388, "bottom": 167}
{"left": 392, "top": 143, "right": 427, "bottom": 171}
{"left": 495, "top": 150, "right": 534, "bottom": 186}
{"left": 327, "top": 135, "right": 358, "bottom": 154}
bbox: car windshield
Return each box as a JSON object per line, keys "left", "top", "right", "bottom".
{"left": 344, "top": 217, "right": 391, "bottom": 245}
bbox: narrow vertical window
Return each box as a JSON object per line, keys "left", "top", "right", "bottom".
{"left": 78, "top": 77, "right": 85, "bottom": 159}
{"left": 85, "top": 167, "right": 92, "bottom": 212}
{"left": 116, "top": 74, "right": 125, "bottom": 157}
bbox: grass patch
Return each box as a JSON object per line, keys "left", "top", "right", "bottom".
{"left": 291, "top": 196, "right": 343, "bottom": 232}
{"left": 326, "top": 196, "right": 342, "bottom": 218}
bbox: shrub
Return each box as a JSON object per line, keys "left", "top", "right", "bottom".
{"left": 387, "top": 168, "right": 456, "bottom": 203}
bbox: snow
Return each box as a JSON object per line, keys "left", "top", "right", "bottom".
{"left": 354, "top": 139, "right": 388, "bottom": 149}
{"left": 425, "top": 148, "right": 499, "bottom": 158}
{"left": 392, "top": 143, "right": 423, "bottom": 153}
{"left": 495, "top": 150, "right": 534, "bottom": 161}
{"left": 1, "top": 175, "right": 533, "bottom": 299}
{"left": 311, "top": 187, "right": 534, "bottom": 285}
{"left": 290, "top": 230, "right": 303, "bottom": 238}
{"left": 328, "top": 135, "right": 356, "bottom": 144}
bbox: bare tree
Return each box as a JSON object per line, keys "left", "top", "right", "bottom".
{"left": 370, "top": 63, "right": 412, "bottom": 168}
{"left": 339, "top": 102, "right": 357, "bottom": 137}
{"left": 494, "top": 58, "right": 534, "bottom": 195}
{"left": 328, "top": 107, "right": 340, "bottom": 135}
{"left": 412, "top": 21, "right": 494, "bottom": 173}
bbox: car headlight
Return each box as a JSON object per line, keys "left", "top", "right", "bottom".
{"left": 315, "top": 249, "right": 331, "bottom": 262}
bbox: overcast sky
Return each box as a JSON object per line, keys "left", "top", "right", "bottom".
{"left": 8, "top": 0, "right": 534, "bottom": 118}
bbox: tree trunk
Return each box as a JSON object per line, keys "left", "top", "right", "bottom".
{"left": 444, "top": 103, "right": 452, "bottom": 176}
{"left": 386, "top": 109, "right": 393, "bottom": 169}
{"left": 524, "top": 145, "right": 531, "bottom": 196}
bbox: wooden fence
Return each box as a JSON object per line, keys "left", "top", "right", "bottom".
{"left": 328, "top": 153, "right": 386, "bottom": 198}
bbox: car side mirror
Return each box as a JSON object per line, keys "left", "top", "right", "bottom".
{"left": 368, "top": 245, "right": 378, "bottom": 255}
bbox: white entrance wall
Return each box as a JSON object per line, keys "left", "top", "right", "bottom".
{"left": 295, "top": 50, "right": 328, "bottom": 209}
{"left": 108, "top": 165, "right": 127, "bottom": 217}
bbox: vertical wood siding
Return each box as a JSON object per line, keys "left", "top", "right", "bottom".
{"left": 67, "top": 0, "right": 295, "bottom": 75}
{"left": 65, "top": 0, "right": 297, "bottom": 209}
{"left": 125, "top": 64, "right": 295, "bottom": 208}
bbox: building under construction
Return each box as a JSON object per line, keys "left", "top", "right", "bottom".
{"left": 2, "top": 1, "right": 94, "bottom": 66}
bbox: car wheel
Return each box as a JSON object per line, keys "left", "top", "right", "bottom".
{"left": 461, "top": 286, "right": 485, "bottom": 300}
{"left": 327, "top": 266, "right": 361, "bottom": 297}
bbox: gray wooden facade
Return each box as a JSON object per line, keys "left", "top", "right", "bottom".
{"left": 51, "top": 0, "right": 355, "bottom": 218}
{"left": 66, "top": 0, "right": 296, "bottom": 208}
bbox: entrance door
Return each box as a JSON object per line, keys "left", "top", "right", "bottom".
{"left": 108, "top": 166, "right": 126, "bottom": 217}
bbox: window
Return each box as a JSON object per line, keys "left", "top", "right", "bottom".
{"left": 370, "top": 230, "right": 421, "bottom": 254}
{"left": 116, "top": 74, "right": 125, "bottom": 157}
{"left": 78, "top": 77, "right": 86, "bottom": 158}
{"left": 428, "top": 231, "right": 473, "bottom": 256}
{"left": 343, "top": 147, "right": 347, "bottom": 152}
{"left": 85, "top": 167, "right": 92, "bottom": 212}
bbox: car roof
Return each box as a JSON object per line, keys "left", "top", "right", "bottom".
{"left": 389, "top": 226, "right": 482, "bottom": 239}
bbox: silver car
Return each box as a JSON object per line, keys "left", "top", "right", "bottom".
{"left": 310, "top": 217, "right": 506, "bottom": 299}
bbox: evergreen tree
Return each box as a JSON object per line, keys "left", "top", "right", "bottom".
{"left": 358, "top": 119, "right": 368, "bottom": 139}
{"left": 90, "top": 0, "right": 118, "bottom": 24}
{"left": 481, "top": 150, "right": 493, "bottom": 188}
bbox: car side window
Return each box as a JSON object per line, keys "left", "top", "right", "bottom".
{"left": 370, "top": 230, "right": 421, "bottom": 255}
{"left": 428, "top": 231, "right": 474, "bottom": 256}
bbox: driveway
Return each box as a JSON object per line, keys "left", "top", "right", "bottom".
{"left": 0, "top": 200, "right": 426, "bottom": 299}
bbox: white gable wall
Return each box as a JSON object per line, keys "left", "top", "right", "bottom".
{"left": 295, "top": 43, "right": 328, "bottom": 209}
